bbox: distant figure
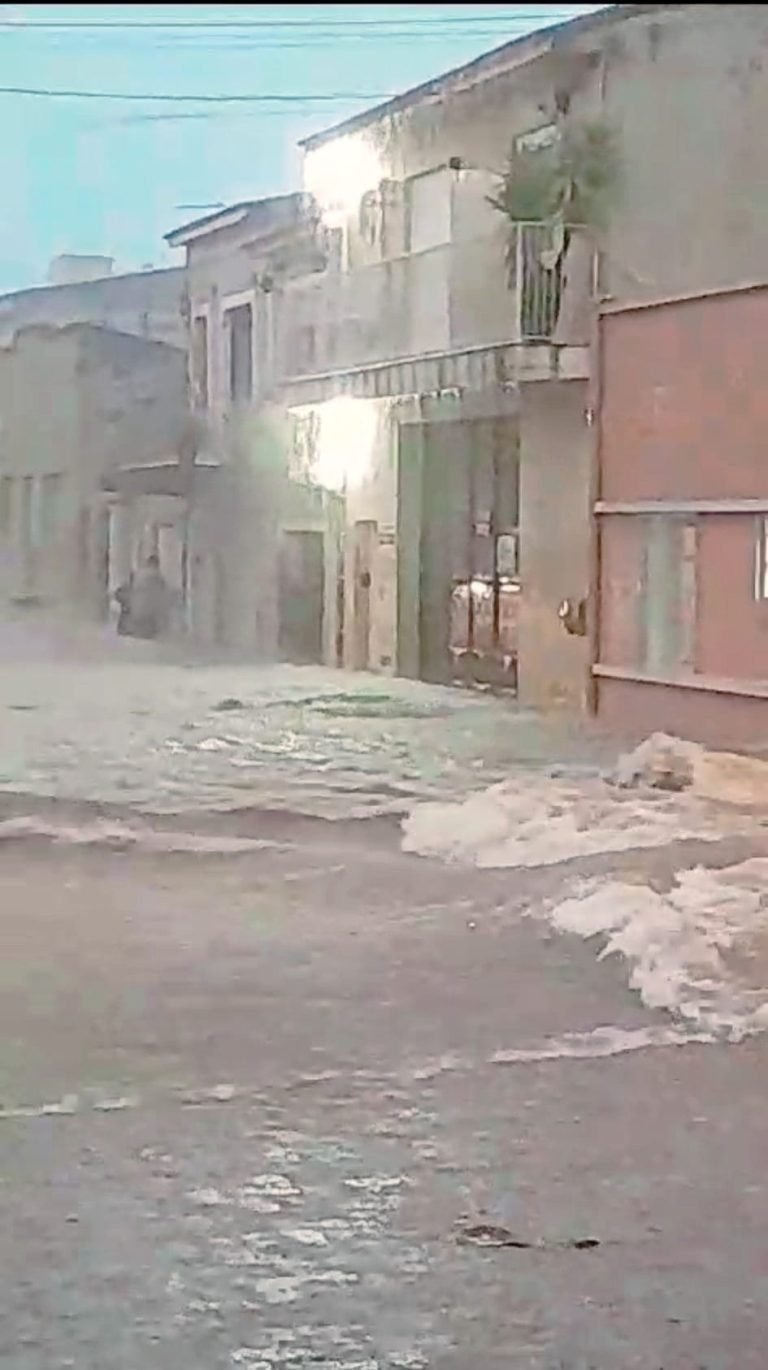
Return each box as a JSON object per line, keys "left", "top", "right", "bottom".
{"left": 114, "top": 575, "right": 134, "bottom": 636}
{"left": 128, "top": 555, "right": 171, "bottom": 639}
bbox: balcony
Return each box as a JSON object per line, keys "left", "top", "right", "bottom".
{"left": 279, "top": 222, "right": 594, "bottom": 385}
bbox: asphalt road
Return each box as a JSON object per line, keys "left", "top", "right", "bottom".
{"left": 3, "top": 810, "right": 768, "bottom": 1369}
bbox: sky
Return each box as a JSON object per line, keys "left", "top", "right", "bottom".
{"left": 0, "top": 3, "right": 605, "bottom": 291}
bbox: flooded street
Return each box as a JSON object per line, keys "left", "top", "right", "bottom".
{"left": 3, "top": 626, "right": 768, "bottom": 1366}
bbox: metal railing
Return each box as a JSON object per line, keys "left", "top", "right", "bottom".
{"left": 278, "top": 222, "right": 594, "bottom": 380}
{"left": 509, "top": 221, "right": 594, "bottom": 344}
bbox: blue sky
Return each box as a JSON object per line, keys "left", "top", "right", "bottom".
{"left": 0, "top": 3, "right": 604, "bottom": 291}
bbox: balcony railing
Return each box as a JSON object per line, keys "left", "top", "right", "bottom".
{"left": 279, "top": 222, "right": 594, "bottom": 381}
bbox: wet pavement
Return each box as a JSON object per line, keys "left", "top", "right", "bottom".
{"left": 4, "top": 817, "right": 768, "bottom": 1369}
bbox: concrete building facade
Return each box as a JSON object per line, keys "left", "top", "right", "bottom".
{"left": 160, "top": 196, "right": 340, "bottom": 658}
{"left": 0, "top": 324, "right": 187, "bottom": 616}
{"left": 277, "top": 8, "right": 608, "bottom": 702}
{"left": 0, "top": 265, "right": 186, "bottom": 350}
{"left": 274, "top": 1, "right": 768, "bottom": 711}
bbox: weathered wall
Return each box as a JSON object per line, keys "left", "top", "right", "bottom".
{"left": 0, "top": 329, "right": 81, "bottom": 601}
{"left": 179, "top": 204, "right": 333, "bottom": 657}
{"left": 338, "top": 399, "right": 398, "bottom": 672}
{"left": 0, "top": 325, "right": 186, "bottom": 613}
{"left": 297, "top": 3, "right": 768, "bottom": 379}
{"left": 0, "top": 267, "right": 185, "bottom": 349}
{"left": 601, "top": 289, "right": 768, "bottom": 507}
{"left": 597, "top": 675, "right": 768, "bottom": 751}
{"left": 601, "top": 5, "right": 768, "bottom": 302}
{"left": 184, "top": 222, "right": 258, "bottom": 418}
{"left": 183, "top": 199, "right": 310, "bottom": 416}
{"left": 517, "top": 380, "right": 590, "bottom": 709}
{"left": 597, "top": 287, "right": 768, "bottom": 746}
{"left": 78, "top": 328, "right": 187, "bottom": 489}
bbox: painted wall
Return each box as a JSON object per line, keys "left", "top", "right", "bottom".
{"left": 0, "top": 267, "right": 185, "bottom": 349}
{"left": 0, "top": 324, "right": 186, "bottom": 612}
{"left": 600, "top": 5, "right": 768, "bottom": 302}
{"left": 517, "top": 379, "right": 591, "bottom": 709}
{"left": 597, "top": 287, "right": 768, "bottom": 745}
{"left": 293, "top": 3, "right": 768, "bottom": 385}
{"left": 178, "top": 204, "right": 338, "bottom": 657}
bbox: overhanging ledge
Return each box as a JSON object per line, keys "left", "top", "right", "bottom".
{"left": 101, "top": 459, "right": 220, "bottom": 499}
{"left": 280, "top": 341, "right": 589, "bottom": 406}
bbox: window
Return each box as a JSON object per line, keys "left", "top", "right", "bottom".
{"left": 226, "top": 303, "right": 253, "bottom": 403}
{"left": 406, "top": 168, "right": 452, "bottom": 254}
{"left": 0, "top": 475, "right": 13, "bottom": 537}
{"left": 755, "top": 516, "right": 768, "bottom": 600}
{"left": 191, "top": 315, "right": 208, "bottom": 410}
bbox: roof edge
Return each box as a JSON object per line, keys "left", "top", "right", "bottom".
{"left": 165, "top": 192, "right": 307, "bottom": 248}
{"left": 299, "top": 4, "right": 681, "bottom": 151}
{"left": 0, "top": 264, "right": 183, "bottom": 307}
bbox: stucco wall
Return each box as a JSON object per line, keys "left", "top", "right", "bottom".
{"left": 184, "top": 223, "right": 258, "bottom": 419}
{"left": 517, "top": 379, "right": 590, "bottom": 709}
{"left": 298, "top": 3, "right": 768, "bottom": 378}
{"left": 296, "top": 18, "right": 604, "bottom": 376}
{"left": 0, "top": 329, "right": 81, "bottom": 601}
{"left": 0, "top": 268, "right": 185, "bottom": 350}
{"left": 0, "top": 325, "right": 186, "bottom": 611}
{"left": 78, "top": 328, "right": 187, "bottom": 489}
{"left": 601, "top": 5, "right": 768, "bottom": 302}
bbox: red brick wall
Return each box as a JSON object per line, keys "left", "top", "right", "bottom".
{"left": 597, "top": 286, "right": 768, "bottom": 745}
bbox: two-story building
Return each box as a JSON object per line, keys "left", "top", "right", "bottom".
{"left": 163, "top": 195, "right": 343, "bottom": 660}
{"left": 155, "top": 2, "right": 768, "bottom": 705}
{"left": 274, "top": 1, "right": 768, "bottom": 710}
{"left": 279, "top": 13, "right": 604, "bottom": 701}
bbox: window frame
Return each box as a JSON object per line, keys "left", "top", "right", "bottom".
{"left": 221, "top": 289, "right": 256, "bottom": 405}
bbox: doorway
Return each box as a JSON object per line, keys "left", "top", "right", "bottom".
{"left": 350, "top": 519, "right": 377, "bottom": 671}
{"left": 278, "top": 530, "right": 324, "bottom": 663}
{"left": 399, "top": 417, "right": 519, "bottom": 688}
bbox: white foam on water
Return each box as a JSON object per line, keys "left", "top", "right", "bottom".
{"left": 489, "top": 1022, "right": 711, "bottom": 1064}
{"left": 547, "top": 860, "right": 768, "bottom": 1038}
{"left": 402, "top": 773, "right": 736, "bottom": 869}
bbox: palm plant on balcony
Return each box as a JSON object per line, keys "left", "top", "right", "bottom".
{"left": 488, "top": 117, "right": 621, "bottom": 337}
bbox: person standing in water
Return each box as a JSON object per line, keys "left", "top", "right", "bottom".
{"left": 127, "top": 554, "right": 171, "bottom": 639}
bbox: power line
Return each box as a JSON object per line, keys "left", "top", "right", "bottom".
{"left": 0, "top": 33, "right": 583, "bottom": 58}
{"left": 0, "top": 11, "right": 593, "bottom": 29}
{"left": 96, "top": 107, "right": 374, "bottom": 127}
{"left": 0, "top": 84, "right": 394, "bottom": 103}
